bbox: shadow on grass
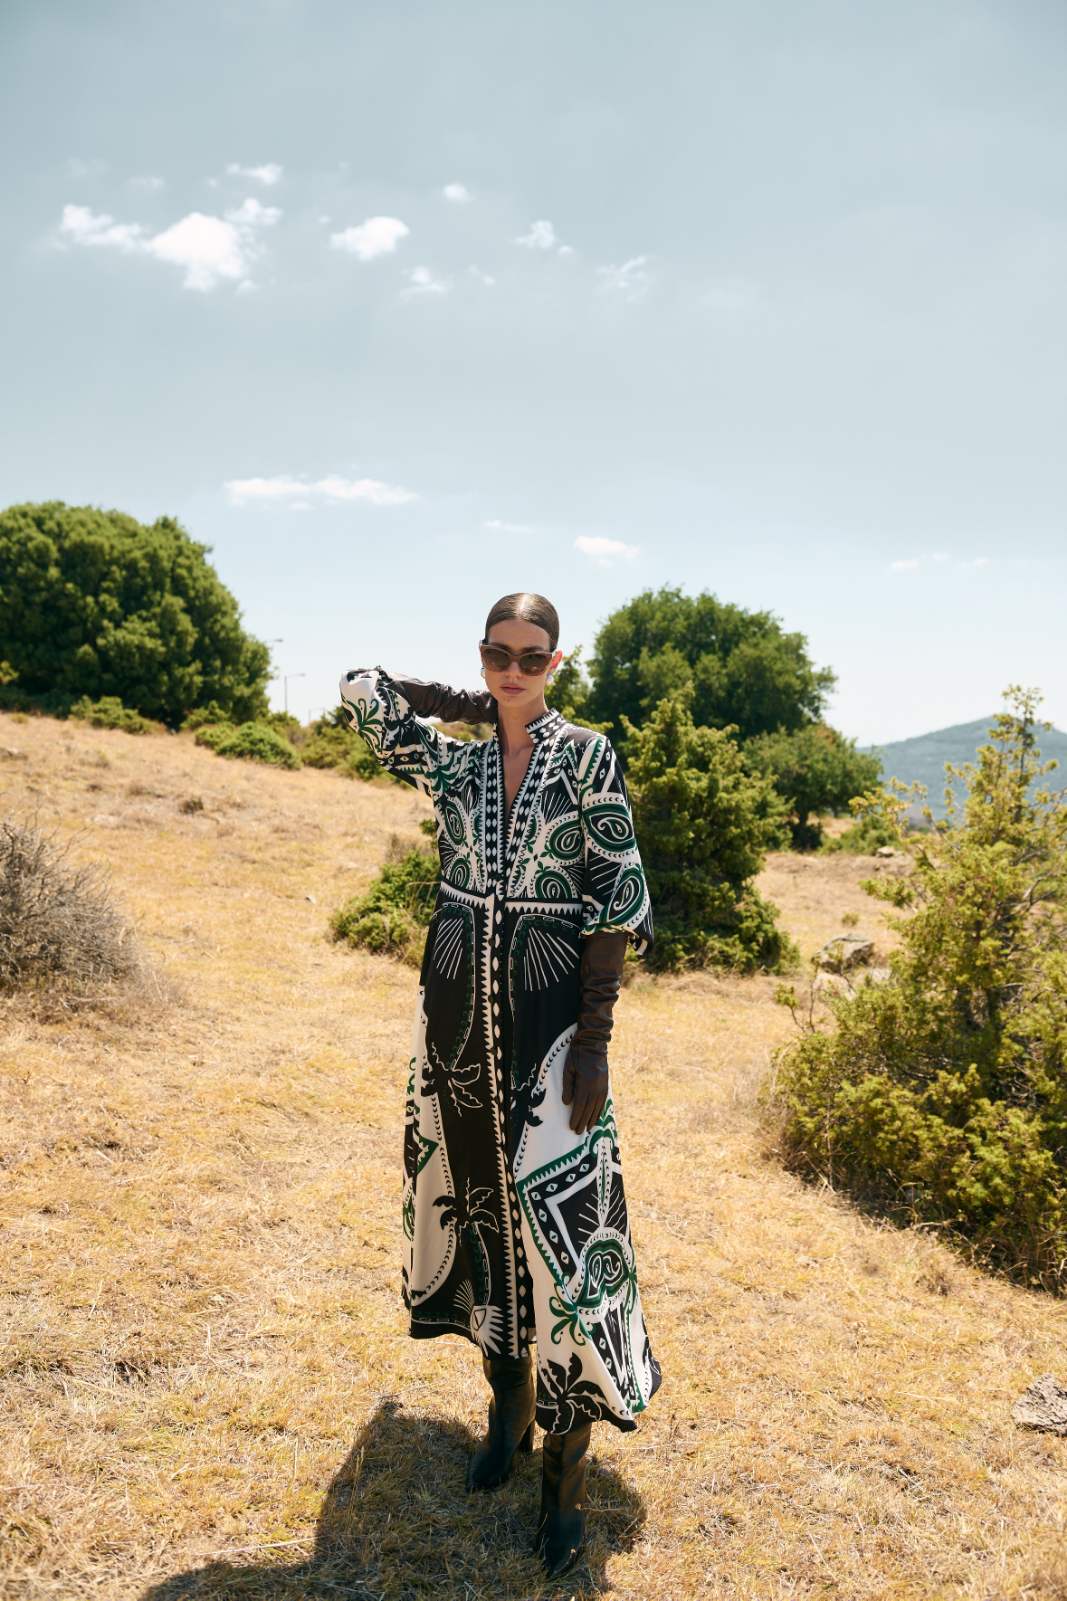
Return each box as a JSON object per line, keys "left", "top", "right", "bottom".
{"left": 142, "top": 1396, "right": 647, "bottom": 1599}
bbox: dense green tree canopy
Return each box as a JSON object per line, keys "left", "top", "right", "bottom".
{"left": 744, "top": 723, "right": 884, "bottom": 848}
{"left": 585, "top": 584, "right": 836, "bottom": 746}
{"left": 0, "top": 500, "right": 270, "bottom": 727}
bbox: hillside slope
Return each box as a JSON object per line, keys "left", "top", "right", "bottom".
{"left": 864, "top": 716, "right": 1067, "bottom": 822}
{"left": 0, "top": 710, "right": 1064, "bottom": 1601}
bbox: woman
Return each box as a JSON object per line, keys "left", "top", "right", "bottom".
{"left": 339, "top": 591, "right": 661, "bottom": 1578}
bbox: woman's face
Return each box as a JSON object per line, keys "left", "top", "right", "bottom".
{"left": 483, "top": 620, "right": 563, "bottom": 709}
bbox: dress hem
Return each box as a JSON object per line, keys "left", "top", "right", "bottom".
{"left": 405, "top": 1319, "right": 660, "bottom": 1434}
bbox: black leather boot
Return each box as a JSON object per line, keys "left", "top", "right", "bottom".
{"left": 532, "top": 1420, "right": 593, "bottom": 1576}
{"left": 465, "top": 1351, "right": 536, "bottom": 1491}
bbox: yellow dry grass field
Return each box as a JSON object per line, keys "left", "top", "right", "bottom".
{"left": 1, "top": 710, "right": 1065, "bottom": 1601}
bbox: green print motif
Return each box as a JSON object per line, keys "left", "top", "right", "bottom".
{"left": 338, "top": 666, "right": 660, "bottom": 1431}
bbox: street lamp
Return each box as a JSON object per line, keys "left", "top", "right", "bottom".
{"left": 282, "top": 672, "right": 306, "bottom": 716}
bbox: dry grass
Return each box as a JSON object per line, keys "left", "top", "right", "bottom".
{"left": 0, "top": 710, "right": 1064, "bottom": 1601}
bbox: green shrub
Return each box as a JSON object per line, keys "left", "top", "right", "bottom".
{"left": 766, "top": 685, "right": 1067, "bottom": 1294}
{"left": 820, "top": 806, "right": 902, "bottom": 854}
{"left": 261, "top": 709, "right": 304, "bottom": 742}
{"left": 69, "top": 695, "right": 162, "bottom": 735}
{"left": 623, "top": 687, "right": 799, "bottom": 975}
{"left": 180, "top": 701, "right": 230, "bottom": 731}
{"left": 301, "top": 716, "right": 387, "bottom": 779}
{"left": 194, "top": 720, "right": 301, "bottom": 769}
{"left": 330, "top": 826, "right": 438, "bottom": 964}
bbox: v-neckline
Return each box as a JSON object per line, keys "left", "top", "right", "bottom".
{"left": 500, "top": 741, "right": 534, "bottom": 845}
{"left": 491, "top": 705, "right": 565, "bottom": 873}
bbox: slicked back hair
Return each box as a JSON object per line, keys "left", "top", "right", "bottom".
{"left": 483, "top": 592, "right": 559, "bottom": 652}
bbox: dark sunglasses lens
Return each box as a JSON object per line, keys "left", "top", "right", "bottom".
{"left": 481, "top": 645, "right": 551, "bottom": 674}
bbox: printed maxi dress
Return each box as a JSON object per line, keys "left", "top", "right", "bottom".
{"left": 338, "top": 665, "right": 663, "bottom": 1434}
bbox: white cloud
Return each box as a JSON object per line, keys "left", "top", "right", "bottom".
{"left": 468, "top": 265, "right": 496, "bottom": 286}
{"left": 330, "top": 215, "right": 410, "bottom": 261}
{"left": 58, "top": 196, "right": 281, "bottom": 291}
{"left": 516, "top": 218, "right": 572, "bottom": 253}
{"left": 128, "top": 174, "right": 165, "bottom": 192}
{"left": 484, "top": 518, "right": 535, "bottom": 534}
{"left": 443, "top": 181, "right": 472, "bottom": 203}
{"left": 225, "top": 161, "right": 283, "bottom": 186}
{"left": 596, "top": 255, "right": 650, "bottom": 302}
{"left": 889, "top": 553, "right": 992, "bottom": 573}
{"left": 224, "top": 196, "right": 282, "bottom": 229}
{"left": 224, "top": 474, "right": 418, "bottom": 508}
{"left": 59, "top": 204, "right": 146, "bottom": 254}
{"left": 147, "top": 212, "right": 252, "bottom": 290}
{"left": 401, "top": 264, "right": 449, "bottom": 297}
{"left": 575, "top": 534, "right": 640, "bottom": 563}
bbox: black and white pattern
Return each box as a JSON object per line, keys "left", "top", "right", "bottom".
{"left": 339, "top": 665, "right": 662, "bottom": 1432}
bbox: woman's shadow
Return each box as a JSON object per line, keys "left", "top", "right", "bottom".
{"left": 142, "top": 1397, "right": 646, "bottom": 1599}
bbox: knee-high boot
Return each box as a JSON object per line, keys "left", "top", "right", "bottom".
{"left": 532, "top": 1420, "right": 592, "bottom": 1576}
{"left": 465, "top": 1351, "right": 536, "bottom": 1491}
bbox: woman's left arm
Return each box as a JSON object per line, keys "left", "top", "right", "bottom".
{"left": 577, "top": 733, "right": 654, "bottom": 957}
{"left": 563, "top": 734, "right": 655, "bottom": 1135}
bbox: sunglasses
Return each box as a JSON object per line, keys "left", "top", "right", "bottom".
{"left": 479, "top": 639, "right": 554, "bottom": 676}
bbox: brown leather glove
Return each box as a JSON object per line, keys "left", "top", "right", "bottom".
{"left": 389, "top": 673, "right": 498, "bottom": 727}
{"left": 561, "top": 929, "right": 629, "bottom": 1135}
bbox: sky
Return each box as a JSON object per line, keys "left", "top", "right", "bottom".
{"left": 2, "top": 0, "right": 1065, "bottom": 746}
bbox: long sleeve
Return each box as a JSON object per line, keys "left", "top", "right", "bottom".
{"left": 338, "top": 664, "right": 483, "bottom": 795}
{"left": 578, "top": 733, "right": 654, "bottom": 959}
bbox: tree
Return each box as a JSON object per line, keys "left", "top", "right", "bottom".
{"left": 0, "top": 500, "right": 270, "bottom": 727}
{"left": 744, "top": 723, "right": 883, "bottom": 849}
{"left": 767, "top": 686, "right": 1067, "bottom": 1294}
{"left": 622, "top": 686, "right": 798, "bottom": 974}
{"left": 545, "top": 644, "right": 609, "bottom": 732}
{"left": 586, "top": 584, "right": 835, "bottom": 747}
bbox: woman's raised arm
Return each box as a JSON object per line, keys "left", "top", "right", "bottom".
{"left": 338, "top": 665, "right": 494, "bottom": 795}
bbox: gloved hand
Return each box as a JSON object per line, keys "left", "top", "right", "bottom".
{"left": 390, "top": 673, "right": 498, "bottom": 727}
{"left": 561, "top": 929, "right": 629, "bottom": 1135}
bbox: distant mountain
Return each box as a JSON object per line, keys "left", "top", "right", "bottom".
{"left": 861, "top": 716, "right": 1067, "bottom": 824}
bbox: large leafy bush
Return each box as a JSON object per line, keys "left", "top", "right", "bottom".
{"left": 0, "top": 500, "right": 270, "bottom": 727}
{"left": 766, "top": 686, "right": 1067, "bottom": 1294}
{"left": 623, "top": 688, "right": 799, "bottom": 974}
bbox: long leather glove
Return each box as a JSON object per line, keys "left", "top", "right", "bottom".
{"left": 561, "top": 929, "right": 629, "bottom": 1135}
{"left": 389, "top": 673, "right": 498, "bottom": 727}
